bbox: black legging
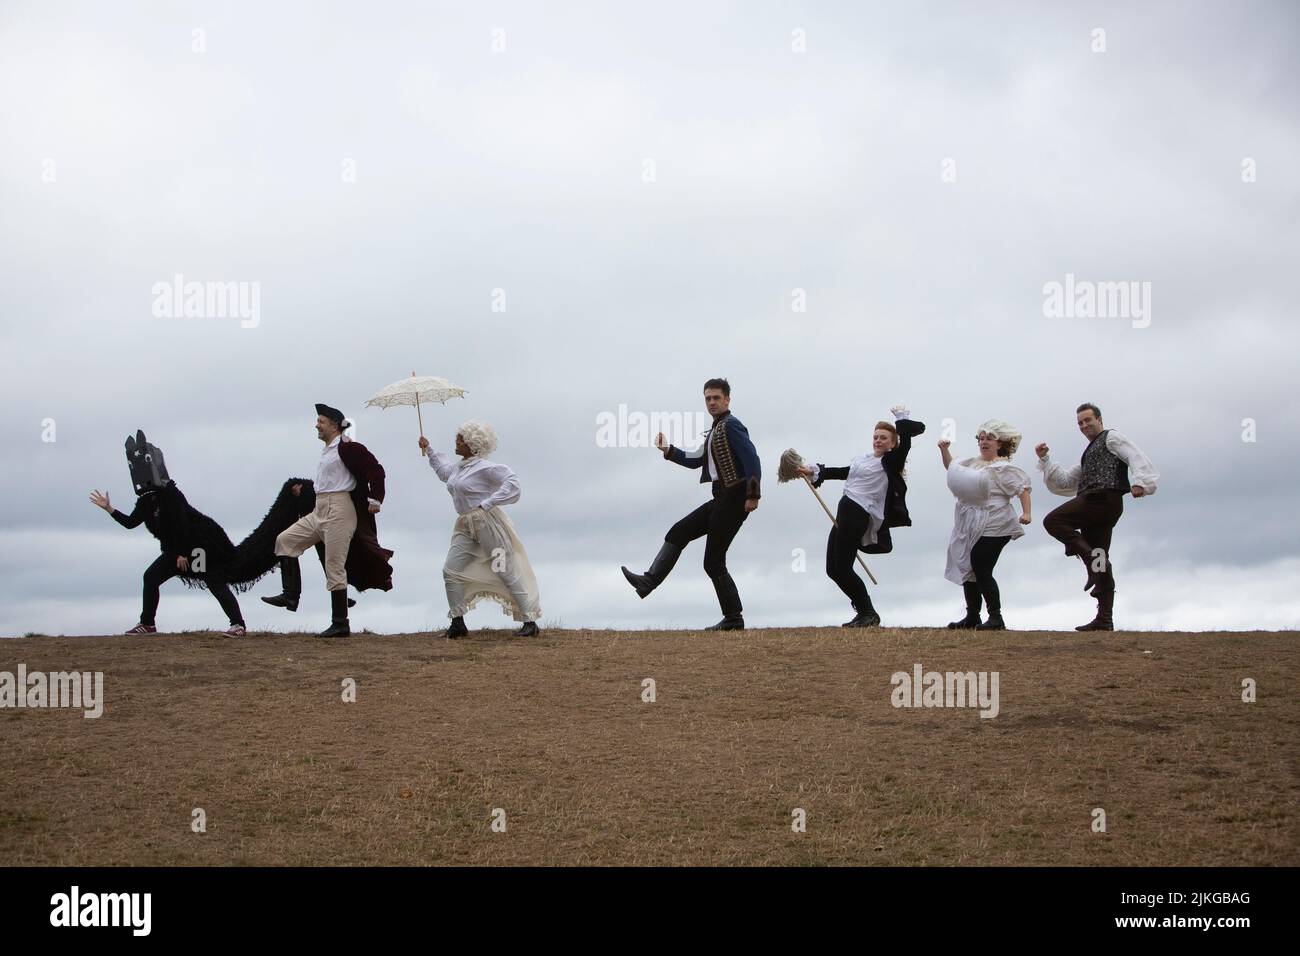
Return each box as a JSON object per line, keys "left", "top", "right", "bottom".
{"left": 825, "top": 496, "right": 874, "bottom": 612}
{"left": 140, "top": 553, "right": 244, "bottom": 626}
{"left": 969, "top": 535, "right": 1011, "bottom": 613}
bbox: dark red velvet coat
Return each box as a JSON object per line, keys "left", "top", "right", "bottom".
{"left": 325, "top": 439, "right": 394, "bottom": 592}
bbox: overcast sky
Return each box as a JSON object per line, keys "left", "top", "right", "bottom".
{"left": 2, "top": 0, "right": 1297, "bottom": 636}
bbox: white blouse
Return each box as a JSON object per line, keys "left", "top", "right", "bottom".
{"left": 944, "top": 458, "right": 1031, "bottom": 585}
{"left": 811, "top": 455, "right": 888, "bottom": 525}
{"left": 949, "top": 458, "right": 1031, "bottom": 538}
{"left": 427, "top": 450, "right": 521, "bottom": 515}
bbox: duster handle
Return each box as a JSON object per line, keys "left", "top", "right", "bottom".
{"left": 802, "top": 475, "right": 878, "bottom": 585}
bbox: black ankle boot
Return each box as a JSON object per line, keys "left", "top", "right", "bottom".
{"left": 515, "top": 621, "right": 539, "bottom": 637}
{"left": 706, "top": 613, "right": 745, "bottom": 631}
{"left": 843, "top": 607, "right": 881, "bottom": 628}
{"left": 1076, "top": 588, "right": 1115, "bottom": 631}
{"left": 317, "top": 589, "right": 350, "bottom": 638}
{"left": 444, "top": 615, "right": 468, "bottom": 639}
{"left": 947, "top": 582, "right": 982, "bottom": 628}
{"left": 621, "top": 542, "right": 683, "bottom": 599}
{"left": 261, "top": 557, "right": 302, "bottom": 611}
{"left": 976, "top": 611, "right": 1006, "bottom": 630}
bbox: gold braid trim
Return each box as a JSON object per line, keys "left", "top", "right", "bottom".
{"left": 710, "top": 420, "right": 740, "bottom": 487}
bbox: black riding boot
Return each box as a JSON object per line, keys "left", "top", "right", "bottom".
{"left": 947, "top": 582, "right": 982, "bottom": 629}
{"left": 621, "top": 542, "right": 683, "bottom": 599}
{"left": 261, "top": 557, "right": 302, "bottom": 611}
{"left": 444, "top": 615, "right": 468, "bottom": 639}
{"left": 317, "top": 589, "right": 350, "bottom": 638}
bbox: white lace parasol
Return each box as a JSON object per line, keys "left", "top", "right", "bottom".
{"left": 365, "top": 373, "right": 467, "bottom": 455}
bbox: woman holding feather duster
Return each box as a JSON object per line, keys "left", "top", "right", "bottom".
{"left": 793, "top": 405, "right": 925, "bottom": 628}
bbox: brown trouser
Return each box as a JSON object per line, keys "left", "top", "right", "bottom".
{"left": 1043, "top": 490, "right": 1124, "bottom": 591}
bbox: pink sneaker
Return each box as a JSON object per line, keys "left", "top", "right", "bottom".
{"left": 124, "top": 623, "right": 157, "bottom": 635}
{"left": 222, "top": 624, "right": 247, "bottom": 638}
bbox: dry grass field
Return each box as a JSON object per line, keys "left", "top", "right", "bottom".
{"left": 1, "top": 627, "right": 1295, "bottom": 866}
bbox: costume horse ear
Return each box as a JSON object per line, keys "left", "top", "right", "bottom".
{"left": 126, "top": 429, "right": 168, "bottom": 493}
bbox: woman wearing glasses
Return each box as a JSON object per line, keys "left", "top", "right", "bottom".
{"left": 939, "top": 421, "right": 1032, "bottom": 630}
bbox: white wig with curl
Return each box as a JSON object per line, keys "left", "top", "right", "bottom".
{"left": 978, "top": 419, "right": 1022, "bottom": 457}
{"left": 457, "top": 420, "right": 498, "bottom": 458}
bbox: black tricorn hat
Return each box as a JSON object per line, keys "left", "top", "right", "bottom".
{"left": 125, "top": 429, "right": 169, "bottom": 495}
{"left": 315, "top": 403, "right": 346, "bottom": 426}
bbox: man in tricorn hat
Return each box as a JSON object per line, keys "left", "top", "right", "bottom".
{"left": 264, "top": 403, "right": 393, "bottom": 637}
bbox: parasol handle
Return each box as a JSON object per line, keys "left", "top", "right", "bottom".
{"left": 413, "top": 371, "right": 427, "bottom": 456}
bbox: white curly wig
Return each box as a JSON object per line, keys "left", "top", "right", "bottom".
{"left": 978, "top": 419, "right": 1022, "bottom": 457}
{"left": 457, "top": 420, "right": 498, "bottom": 458}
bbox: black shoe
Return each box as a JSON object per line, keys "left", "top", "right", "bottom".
{"left": 842, "top": 609, "right": 881, "bottom": 628}
{"left": 316, "top": 589, "right": 350, "bottom": 638}
{"left": 946, "top": 612, "right": 981, "bottom": 629}
{"left": 705, "top": 613, "right": 745, "bottom": 631}
{"left": 1075, "top": 618, "right": 1112, "bottom": 631}
{"left": 261, "top": 557, "right": 302, "bottom": 611}
{"left": 515, "top": 621, "right": 539, "bottom": 637}
{"left": 976, "top": 612, "right": 1006, "bottom": 630}
{"left": 620, "top": 566, "right": 650, "bottom": 596}
{"left": 1075, "top": 589, "right": 1115, "bottom": 631}
{"left": 444, "top": 616, "right": 468, "bottom": 639}
{"left": 621, "top": 542, "right": 683, "bottom": 599}
{"left": 1075, "top": 613, "right": 1114, "bottom": 631}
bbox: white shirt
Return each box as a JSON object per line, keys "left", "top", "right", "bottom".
{"left": 316, "top": 435, "right": 357, "bottom": 494}
{"left": 680, "top": 421, "right": 722, "bottom": 481}
{"left": 811, "top": 454, "right": 889, "bottom": 525}
{"left": 428, "top": 450, "right": 521, "bottom": 515}
{"left": 1038, "top": 429, "right": 1159, "bottom": 496}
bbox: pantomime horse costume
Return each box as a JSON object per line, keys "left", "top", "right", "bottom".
{"left": 107, "top": 429, "right": 378, "bottom": 636}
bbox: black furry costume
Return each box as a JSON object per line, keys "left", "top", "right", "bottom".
{"left": 111, "top": 428, "right": 329, "bottom": 629}
{"left": 112, "top": 477, "right": 316, "bottom": 594}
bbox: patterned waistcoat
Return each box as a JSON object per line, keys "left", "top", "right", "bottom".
{"left": 1078, "top": 430, "right": 1129, "bottom": 495}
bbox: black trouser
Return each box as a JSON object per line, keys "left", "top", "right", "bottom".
{"left": 969, "top": 535, "right": 1011, "bottom": 613}
{"left": 825, "top": 495, "right": 874, "bottom": 612}
{"left": 1043, "top": 490, "right": 1124, "bottom": 591}
{"left": 665, "top": 482, "right": 751, "bottom": 613}
{"left": 141, "top": 553, "right": 243, "bottom": 626}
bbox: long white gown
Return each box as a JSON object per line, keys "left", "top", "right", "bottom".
{"left": 945, "top": 457, "right": 1031, "bottom": 585}
{"left": 428, "top": 450, "right": 543, "bottom": 622}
